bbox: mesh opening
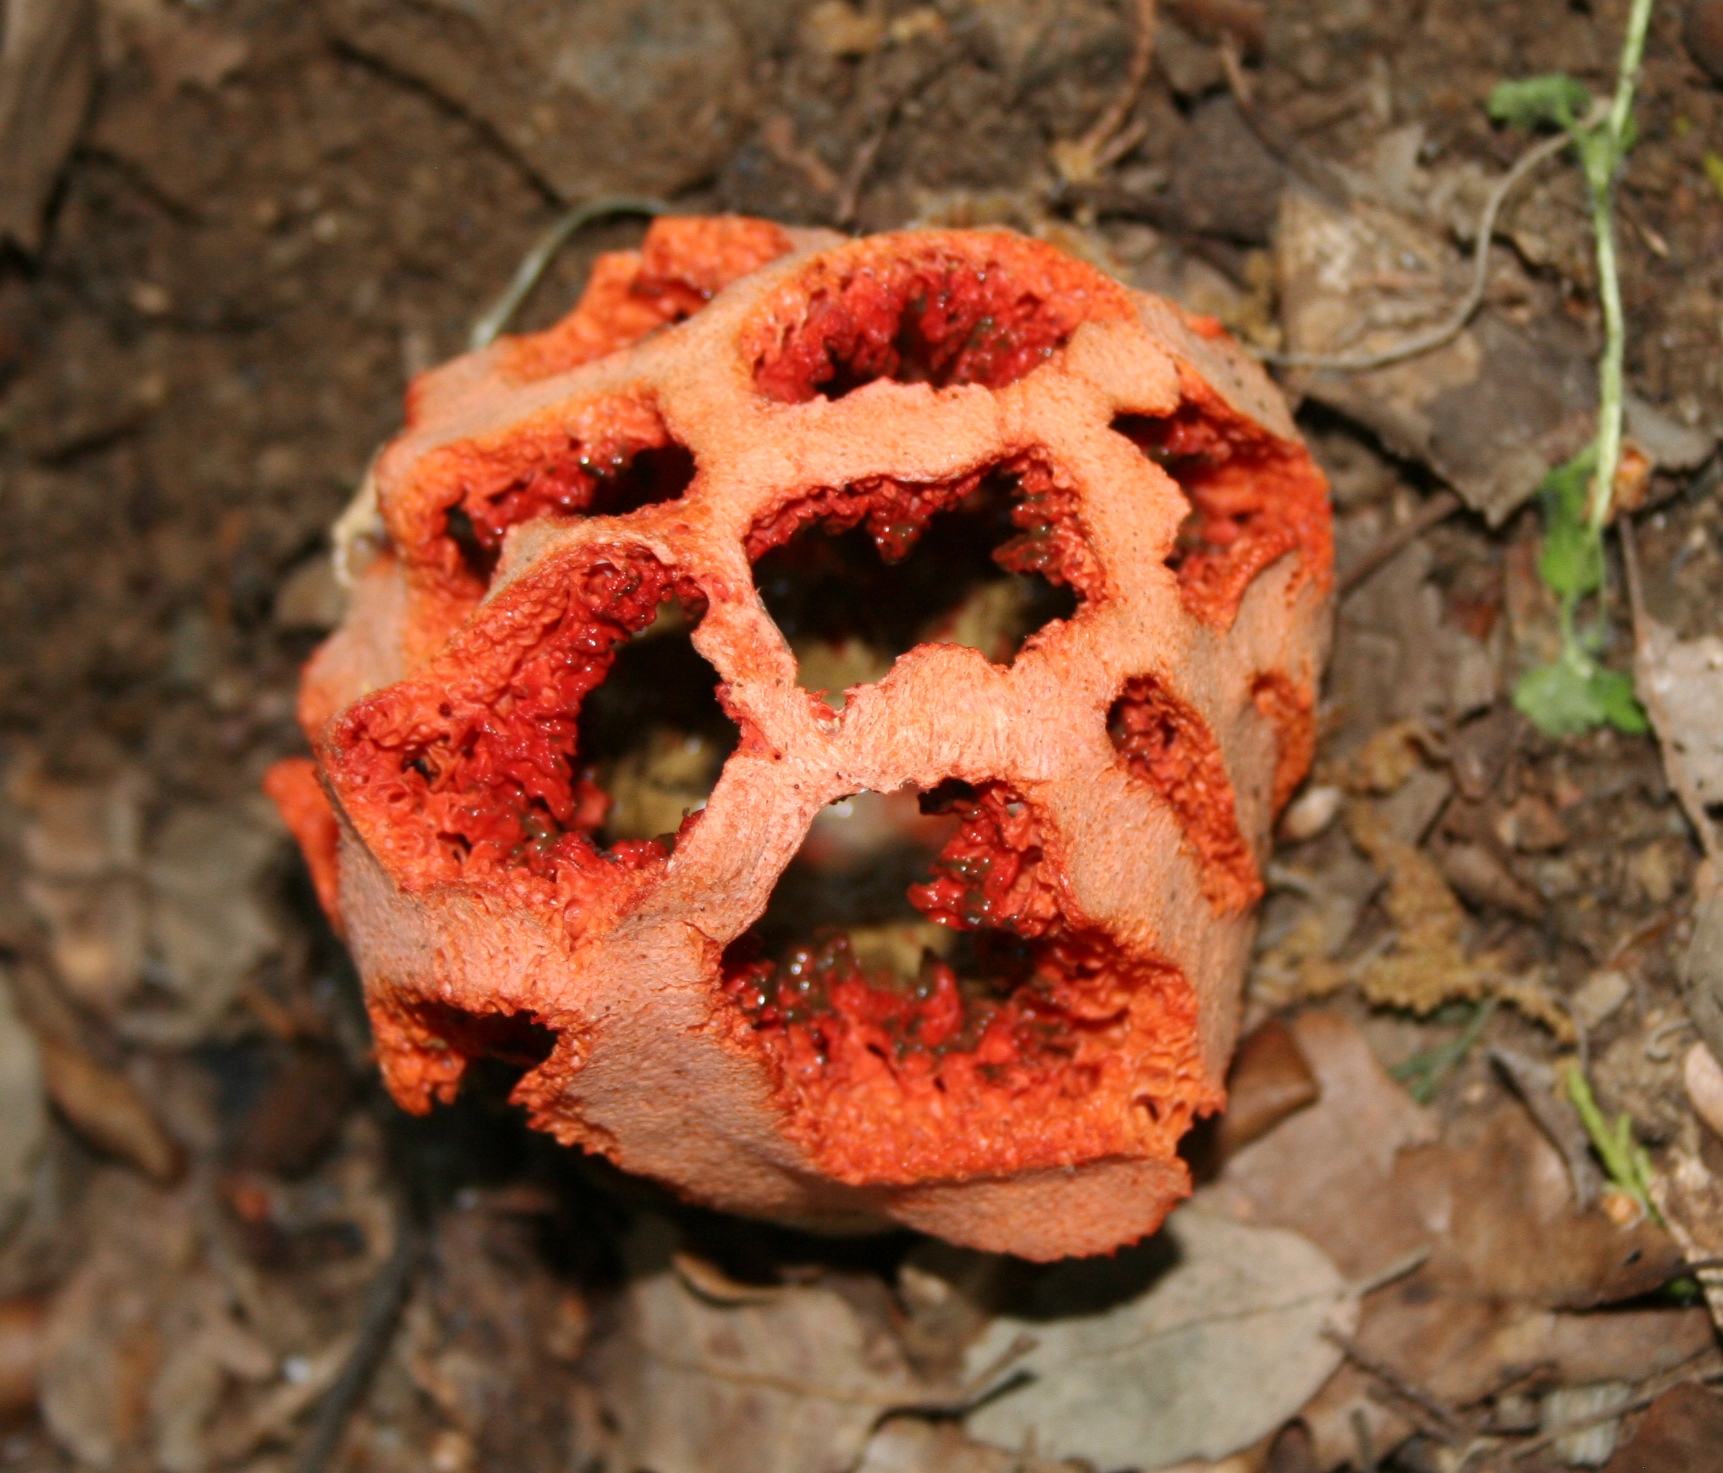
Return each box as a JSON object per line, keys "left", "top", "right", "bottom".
{"left": 1107, "top": 674, "right": 1261, "bottom": 913}
{"left": 750, "top": 465, "right": 1082, "bottom": 709}
{"left": 749, "top": 245, "right": 1117, "bottom": 404}
{"left": 414, "top": 1003, "right": 557, "bottom": 1073}
{"left": 1110, "top": 406, "right": 1330, "bottom": 626}
{"left": 578, "top": 599, "right": 737, "bottom": 848}
{"left": 444, "top": 439, "right": 697, "bottom": 583}
{"left": 721, "top": 783, "right": 1051, "bottom": 1062}
{"left": 330, "top": 549, "right": 736, "bottom": 889}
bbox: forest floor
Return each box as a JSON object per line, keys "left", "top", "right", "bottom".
{"left": 3, "top": 0, "right": 1723, "bottom": 1470}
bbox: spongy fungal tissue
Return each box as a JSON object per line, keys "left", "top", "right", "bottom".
{"left": 267, "top": 218, "right": 1332, "bottom": 1260}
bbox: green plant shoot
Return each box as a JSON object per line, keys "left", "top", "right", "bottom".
{"left": 1490, "top": 0, "right": 1655, "bottom": 738}
{"left": 1561, "top": 1058, "right": 1662, "bottom": 1225}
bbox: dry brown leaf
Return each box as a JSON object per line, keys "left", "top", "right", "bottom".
{"left": 38, "top": 1038, "right": 183, "bottom": 1185}
{"left": 1276, "top": 191, "right": 1596, "bottom": 526}
{"left": 1200, "top": 1010, "right": 1436, "bottom": 1281}
{"left": 590, "top": 1217, "right": 924, "bottom": 1473}
{"left": 0, "top": 0, "right": 96, "bottom": 251}
{"left": 1602, "top": 1381, "right": 1723, "bottom": 1473}
{"left": 0, "top": 969, "right": 47, "bottom": 1238}
{"left": 963, "top": 1209, "right": 1357, "bottom": 1470}
{"left": 1393, "top": 1105, "right": 1684, "bottom": 1309}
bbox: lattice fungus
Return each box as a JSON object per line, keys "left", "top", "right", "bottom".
{"left": 267, "top": 218, "right": 1332, "bottom": 1259}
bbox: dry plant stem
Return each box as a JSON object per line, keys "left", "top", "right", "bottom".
{"left": 1067, "top": 0, "right": 1157, "bottom": 174}
{"left": 295, "top": 1213, "right": 423, "bottom": 1473}
{"left": 1258, "top": 131, "right": 1572, "bottom": 372}
{"left": 468, "top": 196, "right": 670, "bottom": 351}
{"left": 1219, "top": 39, "right": 1352, "bottom": 206}
{"left": 1338, "top": 491, "right": 1463, "bottom": 596}
{"left": 1501, "top": 1362, "right": 1723, "bottom": 1464}
{"left": 1325, "top": 1328, "right": 1464, "bottom": 1444}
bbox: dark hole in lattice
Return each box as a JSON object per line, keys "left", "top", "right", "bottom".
{"left": 417, "top": 1003, "right": 558, "bottom": 1074}
{"left": 445, "top": 439, "right": 697, "bottom": 583}
{"left": 724, "top": 787, "right": 1035, "bottom": 1016}
{"left": 753, "top": 471, "right": 1078, "bottom": 709}
{"left": 576, "top": 600, "right": 738, "bottom": 848}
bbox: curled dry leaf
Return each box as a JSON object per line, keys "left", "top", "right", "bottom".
{"left": 590, "top": 1218, "right": 922, "bottom": 1473}
{"left": 962, "top": 1208, "right": 1357, "bottom": 1470}
{"left": 0, "top": 969, "right": 47, "bottom": 1238}
{"left": 0, "top": 0, "right": 96, "bottom": 252}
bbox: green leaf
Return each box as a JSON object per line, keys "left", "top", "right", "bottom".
{"left": 1536, "top": 448, "right": 1604, "bottom": 600}
{"left": 1514, "top": 659, "right": 1647, "bottom": 737}
{"left": 1591, "top": 667, "right": 1649, "bottom": 734}
{"left": 1515, "top": 660, "right": 1605, "bottom": 735}
{"left": 1488, "top": 73, "right": 1593, "bottom": 133}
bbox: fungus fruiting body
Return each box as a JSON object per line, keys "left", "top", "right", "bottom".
{"left": 268, "top": 219, "right": 1332, "bottom": 1260}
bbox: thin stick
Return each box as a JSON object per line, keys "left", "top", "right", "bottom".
{"left": 1508, "top": 1365, "right": 1723, "bottom": 1461}
{"left": 1060, "top": 0, "right": 1158, "bottom": 180}
{"left": 467, "top": 196, "right": 670, "bottom": 352}
{"left": 1338, "top": 491, "right": 1464, "bottom": 595}
{"left": 295, "top": 1216, "right": 423, "bottom": 1473}
{"left": 1260, "top": 131, "right": 1571, "bottom": 372}
{"left": 1325, "top": 1328, "right": 1465, "bottom": 1443}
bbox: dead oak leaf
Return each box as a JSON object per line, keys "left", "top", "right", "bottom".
{"left": 962, "top": 1209, "right": 1357, "bottom": 1470}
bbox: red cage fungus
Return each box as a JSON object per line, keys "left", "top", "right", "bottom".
{"left": 268, "top": 219, "right": 1332, "bottom": 1260}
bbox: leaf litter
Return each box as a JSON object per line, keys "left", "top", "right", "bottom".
{"left": 5, "top": 0, "right": 1723, "bottom": 1468}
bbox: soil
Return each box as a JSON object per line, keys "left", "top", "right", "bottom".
{"left": 2, "top": 1, "right": 1722, "bottom": 1470}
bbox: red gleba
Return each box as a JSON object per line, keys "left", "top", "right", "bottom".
{"left": 267, "top": 218, "right": 1332, "bottom": 1260}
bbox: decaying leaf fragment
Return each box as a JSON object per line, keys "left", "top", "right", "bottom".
{"left": 962, "top": 1209, "right": 1357, "bottom": 1469}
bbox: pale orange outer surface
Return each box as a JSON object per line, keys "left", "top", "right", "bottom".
{"left": 269, "top": 219, "right": 1332, "bottom": 1260}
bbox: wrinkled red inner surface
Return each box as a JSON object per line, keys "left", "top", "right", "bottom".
{"left": 1113, "top": 375, "right": 1332, "bottom": 627}
{"left": 1109, "top": 675, "right": 1262, "bottom": 913}
{"left": 748, "top": 235, "right": 1133, "bottom": 404}
{"left": 721, "top": 783, "right": 1215, "bottom": 1183}
{"left": 326, "top": 548, "right": 703, "bottom": 896}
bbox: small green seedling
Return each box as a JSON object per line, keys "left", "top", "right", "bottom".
{"left": 1561, "top": 1057, "right": 1662, "bottom": 1225}
{"left": 1490, "top": 0, "right": 1655, "bottom": 738}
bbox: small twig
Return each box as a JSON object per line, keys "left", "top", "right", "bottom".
{"left": 1258, "top": 129, "right": 1573, "bottom": 372}
{"left": 467, "top": 196, "right": 671, "bottom": 352}
{"left": 295, "top": 1213, "right": 424, "bottom": 1473}
{"left": 1054, "top": 0, "right": 1157, "bottom": 183}
{"left": 1338, "top": 491, "right": 1463, "bottom": 596}
{"left": 1507, "top": 1364, "right": 1723, "bottom": 1461}
{"left": 1352, "top": 1246, "right": 1433, "bottom": 1297}
{"left": 1326, "top": 1328, "right": 1465, "bottom": 1443}
{"left": 1219, "top": 38, "right": 1352, "bottom": 206}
